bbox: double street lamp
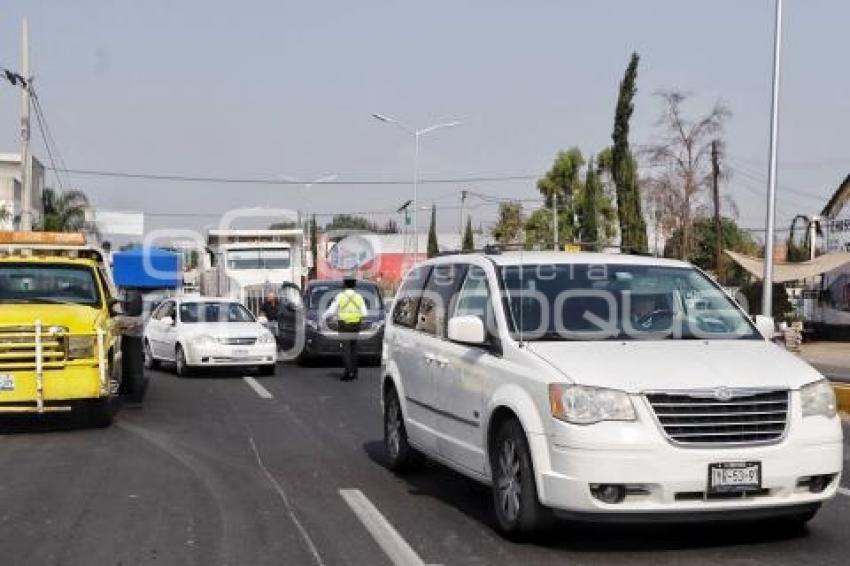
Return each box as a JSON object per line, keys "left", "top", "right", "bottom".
{"left": 372, "top": 113, "right": 460, "bottom": 258}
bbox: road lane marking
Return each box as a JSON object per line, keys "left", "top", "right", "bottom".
{"left": 340, "top": 488, "right": 436, "bottom": 566}
{"left": 249, "top": 437, "right": 325, "bottom": 566}
{"left": 839, "top": 487, "right": 850, "bottom": 497}
{"left": 243, "top": 376, "right": 273, "bottom": 399}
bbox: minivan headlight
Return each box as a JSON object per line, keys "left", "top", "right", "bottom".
{"left": 193, "top": 334, "right": 216, "bottom": 346}
{"left": 67, "top": 336, "right": 95, "bottom": 359}
{"left": 801, "top": 380, "right": 837, "bottom": 419}
{"left": 549, "top": 384, "right": 636, "bottom": 425}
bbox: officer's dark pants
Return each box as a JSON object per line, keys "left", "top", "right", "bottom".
{"left": 338, "top": 321, "right": 361, "bottom": 379}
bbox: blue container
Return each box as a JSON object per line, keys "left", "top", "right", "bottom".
{"left": 112, "top": 247, "right": 182, "bottom": 289}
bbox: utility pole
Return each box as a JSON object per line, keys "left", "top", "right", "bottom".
{"left": 762, "top": 0, "right": 783, "bottom": 317}
{"left": 711, "top": 140, "right": 723, "bottom": 281}
{"left": 459, "top": 189, "right": 468, "bottom": 240}
{"left": 19, "top": 18, "right": 33, "bottom": 231}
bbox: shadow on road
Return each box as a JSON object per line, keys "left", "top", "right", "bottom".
{"left": 363, "top": 440, "right": 812, "bottom": 552}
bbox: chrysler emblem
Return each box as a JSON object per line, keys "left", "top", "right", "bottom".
{"left": 713, "top": 387, "right": 734, "bottom": 401}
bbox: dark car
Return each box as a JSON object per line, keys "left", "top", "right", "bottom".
{"left": 277, "top": 279, "right": 385, "bottom": 364}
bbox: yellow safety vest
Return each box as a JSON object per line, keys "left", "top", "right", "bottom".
{"left": 338, "top": 289, "right": 366, "bottom": 324}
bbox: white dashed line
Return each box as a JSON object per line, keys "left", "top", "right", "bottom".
{"left": 839, "top": 487, "right": 850, "bottom": 497}
{"left": 243, "top": 376, "right": 273, "bottom": 399}
{"left": 340, "top": 488, "right": 436, "bottom": 566}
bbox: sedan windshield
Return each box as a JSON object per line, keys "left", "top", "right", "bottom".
{"left": 500, "top": 263, "right": 758, "bottom": 341}
{"left": 180, "top": 302, "right": 255, "bottom": 323}
{"left": 307, "top": 283, "right": 382, "bottom": 311}
{"left": 0, "top": 264, "right": 102, "bottom": 307}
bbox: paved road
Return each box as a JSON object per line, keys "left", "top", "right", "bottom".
{"left": 1, "top": 362, "right": 848, "bottom": 566}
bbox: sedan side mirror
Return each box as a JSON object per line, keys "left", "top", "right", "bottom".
{"left": 447, "top": 315, "right": 486, "bottom": 345}
{"left": 754, "top": 315, "right": 776, "bottom": 340}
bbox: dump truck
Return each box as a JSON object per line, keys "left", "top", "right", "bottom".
{"left": 200, "top": 229, "right": 306, "bottom": 315}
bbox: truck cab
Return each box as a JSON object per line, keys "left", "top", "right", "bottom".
{"left": 200, "top": 229, "right": 306, "bottom": 315}
{"left": 0, "top": 232, "right": 145, "bottom": 426}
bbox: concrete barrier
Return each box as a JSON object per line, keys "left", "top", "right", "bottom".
{"left": 833, "top": 383, "right": 850, "bottom": 417}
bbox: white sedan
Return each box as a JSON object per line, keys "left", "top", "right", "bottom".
{"left": 144, "top": 296, "right": 277, "bottom": 376}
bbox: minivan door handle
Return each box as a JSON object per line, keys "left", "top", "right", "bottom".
{"left": 423, "top": 353, "right": 435, "bottom": 365}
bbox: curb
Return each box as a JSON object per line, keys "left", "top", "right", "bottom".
{"left": 833, "top": 383, "right": 850, "bottom": 417}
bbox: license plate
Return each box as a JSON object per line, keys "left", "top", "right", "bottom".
{"left": 0, "top": 374, "right": 14, "bottom": 391}
{"left": 708, "top": 462, "right": 761, "bottom": 493}
{"left": 232, "top": 349, "right": 250, "bottom": 357}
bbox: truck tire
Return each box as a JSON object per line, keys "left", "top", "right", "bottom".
{"left": 121, "top": 336, "right": 149, "bottom": 403}
{"left": 86, "top": 398, "right": 114, "bottom": 428}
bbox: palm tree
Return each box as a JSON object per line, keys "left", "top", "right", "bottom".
{"left": 40, "top": 188, "right": 93, "bottom": 233}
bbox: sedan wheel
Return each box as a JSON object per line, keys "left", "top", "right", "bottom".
{"left": 143, "top": 341, "right": 158, "bottom": 370}
{"left": 175, "top": 345, "right": 191, "bottom": 377}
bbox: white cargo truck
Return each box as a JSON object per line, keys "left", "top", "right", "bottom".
{"left": 200, "top": 229, "right": 306, "bottom": 315}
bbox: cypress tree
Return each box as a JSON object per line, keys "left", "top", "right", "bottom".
{"left": 581, "top": 156, "right": 601, "bottom": 250}
{"left": 462, "top": 216, "right": 475, "bottom": 251}
{"left": 427, "top": 205, "right": 439, "bottom": 258}
{"left": 612, "top": 52, "right": 648, "bottom": 253}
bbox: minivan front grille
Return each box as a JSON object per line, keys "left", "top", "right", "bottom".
{"left": 646, "top": 389, "right": 789, "bottom": 446}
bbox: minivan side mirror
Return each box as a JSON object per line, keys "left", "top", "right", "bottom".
{"left": 447, "top": 315, "right": 486, "bottom": 345}
{"left": 161, "top": 316, "right": 175, "bottom": 327}
{"left": 754, "top": 315, "right": 776, "bottom": 340}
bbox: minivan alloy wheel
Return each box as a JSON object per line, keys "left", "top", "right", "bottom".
{"left": 496, "top": 438, "right": 522, "bottom": 523}
{"left": 386, "top": 395, "right": 402, "bottom": 460}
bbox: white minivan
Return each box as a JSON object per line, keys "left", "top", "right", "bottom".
{"left": 381, "top": 252, "right": 843, "bottom": 537}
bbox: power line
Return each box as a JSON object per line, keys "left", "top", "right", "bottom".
{"left": 43, "top": 166, "right": 541, "bottom": 186}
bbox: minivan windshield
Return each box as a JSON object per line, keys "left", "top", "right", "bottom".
{"left": 500, "top": 263, "right": 758, "bottom": 341}
{"left": 0, "top": 264, "right": 102, "bottom": 307}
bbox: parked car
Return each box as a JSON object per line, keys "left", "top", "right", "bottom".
{"left": 277, "top": 279, "right": 385, "bottom": 363}
{"left": 143, "top": 296, "right": 277, "bottom": 376}
{"left": 380, "top": 251, "right": 844, "bottom": 538}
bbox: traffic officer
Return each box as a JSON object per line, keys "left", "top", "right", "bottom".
{"left": 323, "top": 276, "right": 368, "bottom": 381}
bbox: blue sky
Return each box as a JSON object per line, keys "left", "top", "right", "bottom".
{"left": 1, "top": 0, "right": 848, "bottom": 237}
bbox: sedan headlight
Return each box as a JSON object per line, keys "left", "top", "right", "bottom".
{"left": 67, "top": 336, "right": 95, "bottom": 359}
{"left": 801, "top": 379, "right": 837, "bottom": 419}
{"left": 258, "top": 332, "right": 275, "bottom": 344}
{"left": 192, "top": 334, "right": 216, "bottom": 346}
{"left": 549, "top": 384, "right": 636, "bottom": 425}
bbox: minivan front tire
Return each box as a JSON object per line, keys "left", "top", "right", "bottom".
{"left": 491, "top": 418, "right": 552, "bottom": 538}
{"left": 383, "top": 385, "right": 420, "bottom": 472}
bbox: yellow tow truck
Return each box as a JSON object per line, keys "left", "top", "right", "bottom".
{"left": 0, "top": 232, "right": 146, "bottom": 426}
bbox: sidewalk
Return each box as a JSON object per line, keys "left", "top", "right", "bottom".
{"left": 798, "top": 342, "right": 850, "bottom": 383}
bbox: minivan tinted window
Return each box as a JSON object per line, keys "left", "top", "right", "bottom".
{"left": 416, "top": 264, "right": 468, "bottom": 337}
{"left": 392, "top": 265, "right": 432, "bottom": 328}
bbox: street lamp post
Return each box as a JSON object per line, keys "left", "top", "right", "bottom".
{"left": 372, "top": 114, "right": 460, "bottom": 259}
{"left": 761, "top": 0, "right": 784, "bottom": 317}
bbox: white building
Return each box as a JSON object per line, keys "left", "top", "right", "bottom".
{"left": 0, "top": 152, "right": 45, "bottom": 230}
